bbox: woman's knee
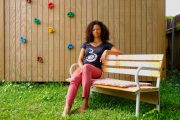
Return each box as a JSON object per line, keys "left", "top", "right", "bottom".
{"left": 70, "top": 75, "right": 81, "bottom": 83}
{"left": 83, "top": 64, "right": 92, "bottom": 71}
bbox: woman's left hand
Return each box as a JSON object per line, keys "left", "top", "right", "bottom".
{"left": 100, "top": 50, "right": 108, "bottom": 63}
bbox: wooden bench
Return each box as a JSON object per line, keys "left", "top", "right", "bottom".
{"left": 67, "top": 54, "right": 164, "bottom": 117}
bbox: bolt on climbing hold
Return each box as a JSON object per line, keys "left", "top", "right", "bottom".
{"left": 48, "top": 2, "right": 54, "bottom": 9}
{"left": 67, "top": 12, "right": 75, "bottom": 17}
{"left": 34, "top": 18, "right": 40, "bottom": 25}
{"left": 48, "top": 27, "right": 55, "bottom": 33}
{"left": 20, "top": 37, "right": 27, "bottom": 43}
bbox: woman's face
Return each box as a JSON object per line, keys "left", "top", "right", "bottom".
{"left": 92, "top": 24, "right": 101, "bottom": 38}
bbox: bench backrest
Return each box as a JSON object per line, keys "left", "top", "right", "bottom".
{"left": 102, "top": 54, "right": 164, "bottom": 79}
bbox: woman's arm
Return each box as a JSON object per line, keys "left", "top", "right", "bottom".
{"left": 104, "top": 46, "right": 122, "bottom": 55}
{"left": 78, "top": 48, "right": 85, "bottom": 69}
{"left": 100, "top": 47, "right": 121, "bottom": 63}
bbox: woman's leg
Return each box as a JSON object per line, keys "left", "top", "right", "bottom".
{"left": 82, "top": 64, "right": 102, "bottom": 98}
{"left": 66, "top": 68, "right": 83, "bottom": 106}
{"left": 78, "top": 64, "right": 102, "bottom": 112}
{"left": 62, "top": 68, "right": 82, "bottom": 116}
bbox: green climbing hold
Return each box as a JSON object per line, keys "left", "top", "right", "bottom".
{"left": 34, "top": 18, "right": 40, "bottom": 24}
{"left": 67, "top": 12, "right": 75, "bottom": 17}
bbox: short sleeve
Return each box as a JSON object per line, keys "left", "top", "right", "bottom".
{"left": 106, "top": 42, "right": 113, "bottom": 50}
{"left": 81, "top": 42, "right": 87, "bottom": 49}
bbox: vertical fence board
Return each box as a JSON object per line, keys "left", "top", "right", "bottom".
{"left": 21, "top": 0, "right": 27, "bottom": 81}
{"left": 64, "top": 0, "right": 71, "bottom": 79}
{"left": 103, "top": 0, "right": 110, "bottom": 78}
{"left": 147, "top": 0, "right": 153, "bottom": 54}
{"left": 130, "top": 0, "right": 136, "bottom": 54}
{"left": 87, "top": 0, "right": 92, "bottom": 24}
{"left": 71, "top": 0, "right": 76, "bottom": 73}
{"left": 15, "top": 0, "right": 21, "bottom": 81}
{"left": 130, "top": 0, "right": 136, "bottom": 81}
{"left": 136, "top": 0, "right": 142, "bottom": 54}
{"left": 142, "top": 0, "right": 147, "bottom": 54}
{"left": 124, "top": 0, "right": 131, "bottom": 80}
{"left": 160, "top": 0, "right": 166, "bottom": 77}
{"left": 75, "top": 0, "right": 82, "bottom": 65}
{"left": 53, "top": 0, "right": 60, "bottom": 81}
{"left": 59, "top": 0, "right": 65, "bottom": 81}
{"left": 141, "top": 0, "right": 147, "bottom": 81}
{"left": 98, "top": 0, "right": 103, "bottom": 21}
{"left": 152, "top": 0, "right": 158, "bottom": 54}
{"left": 42, "top": 0, "right": 49, "bottom": 82}
{"left": 114, "top": 0, "right": 120, "bottom": 79}
{"left": 9, "top": 0, "right": 16, "bottom": 81}
{"left": 0, "top": 0, "right": 4, "bottom": 80}
{"left": 37, "top": 0, "right": 43, "bottom": 81}
{"left": 119, "top": 0, "right": 125, "bottom": 80}
{"left": 81, "top": 0, "right": 87, "bottom": 48}
{"left": 26, "top": 0, "right": 32, "bottom": 81}
{"left": 48, "top": 0, "right": 54, "bottom": 81}
{"left": 31, "top": 0, "right": 38, "bottom": 81}
{"left": 120, "top": 0, "right": 125, "bottom": 53}
{"left": 92, "top": 0, "right": 98, "bottom": 20}
{"left": 124, "top": 0, "right": 131, "bottom": 54}
{"left": 103, "top": 0, "right": 109, "bottom": 26}
{"left": 5, "top": 0, "right": 10, "bottom": 80}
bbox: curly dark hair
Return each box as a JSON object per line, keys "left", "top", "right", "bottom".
{"left": 85, "top": 20, "right": 109, "bottom": 43}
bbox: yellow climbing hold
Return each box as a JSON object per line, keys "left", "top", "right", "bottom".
{"left": 48, "top": 27, "right": 55, "bottom": 33}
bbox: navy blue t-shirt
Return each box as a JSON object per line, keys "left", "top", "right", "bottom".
{"left": 82, "top": 42, "right": 113, "bottom": 69}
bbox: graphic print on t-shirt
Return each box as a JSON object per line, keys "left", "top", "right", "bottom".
{"left": 86, "top": 48, "right": 97, "bottom": 62}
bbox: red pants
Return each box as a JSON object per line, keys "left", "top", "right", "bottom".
{"left": 66, "top": 64, "right": 102, "bottom": 106}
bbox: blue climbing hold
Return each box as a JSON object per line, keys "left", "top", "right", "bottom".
{"left": 20, "top": 37, "right": 27, "bottom": 43}
{"left": 67, "top": 43, "right": 73, "bottom": 49}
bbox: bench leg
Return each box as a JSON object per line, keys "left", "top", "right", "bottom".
{"left": 156, "top": 91, "right": 160, "bottom": 112}
{"left": 156, "top": 105, "right": 160, "bottom": 112}
{"left": 135, "top": 92, "right": 140, "bottom": 117}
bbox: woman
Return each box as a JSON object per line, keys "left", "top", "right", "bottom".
{"left": 62, "top": 20, "right": 121, "bottom": 116}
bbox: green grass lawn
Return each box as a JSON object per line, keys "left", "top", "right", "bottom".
{"left": 0, "top": 71, "right": 180, "bottom": 120}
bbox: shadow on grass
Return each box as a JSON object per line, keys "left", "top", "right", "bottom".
{"left": 89, "top": 92, "right": 154, "bottom": 113}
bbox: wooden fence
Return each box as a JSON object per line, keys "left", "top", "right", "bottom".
{"left": 0, "top": 0, "right": 166, "bottom": 82}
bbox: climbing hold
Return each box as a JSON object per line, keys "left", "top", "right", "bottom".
{"left": 34, "top": 18, "right": 40, "bottom": 25}
{"left": 67, "top": 12, "right": 75, "bottom": 17}
{"left": 20, "top": 37, "right": 27, "bottom": 43}
{"left": 48, "top": 2, "right": 54, "bottom": 9}
{"left": 27, "top": 0, "right": 32, "bottom": 3}
{"left": 67, "top": 43, "right": 73, "bottom": 49}
{"left": 48, "top": 27, "right": 55, "bottom": 33}
{"left": 37, "top": 57, "right": 43, "bottom": 63}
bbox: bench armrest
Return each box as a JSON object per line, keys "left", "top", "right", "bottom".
{"left": 69, "top": 63, "right": 79, "bottom": 77}
{"left": 135, "top": 66, "right": 160, "bottom": 89}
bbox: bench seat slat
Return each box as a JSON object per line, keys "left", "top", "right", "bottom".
{"left": 93, "top": 84, "right": 159, "bottom": 92}
{"left": 107, "top": 54, "right": 163, "bottom": 61}
{"left": 104, "top": 61, "right": 162, "bottom": 68}
{"left": 103, "top": 68, "right": 160, "bottom": 77}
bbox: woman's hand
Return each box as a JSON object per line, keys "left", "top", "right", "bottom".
{"left": 100, "top": 50, "right": 108, "bottom": 63}
{"left": 100, "top": 47, "right": 121, "bottom": 63}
